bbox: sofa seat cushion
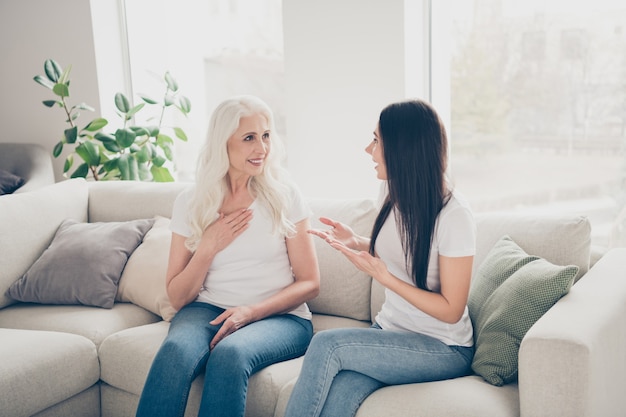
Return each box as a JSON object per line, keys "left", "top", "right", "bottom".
{"left": 0, "top": 302, "right": 160, "bottom": 347}
{"left": 312, "top": 313, "right": 372, "bottom": 333}
{"left": 274, "top": 375, "right": 519, "bottom": 417}
{"left": 0, "top": 328, "right": 99, "bottom": 417}
{"left": 99, "top": 321, "right": 306, "bottom": 417}
{"left": 33, "top": 385, "right": 100, "bottom": 417}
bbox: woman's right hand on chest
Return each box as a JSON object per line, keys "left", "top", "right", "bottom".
{"left": 198, "top": 208, "right": 253, "bottom": 254}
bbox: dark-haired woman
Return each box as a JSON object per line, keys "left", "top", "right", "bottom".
{"left": 284, "top": 98, "right": 476, "bottom": 417}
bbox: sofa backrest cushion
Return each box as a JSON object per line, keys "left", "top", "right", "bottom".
{"left": 306, "top": 198, "right": 378, "bottom": 322}
{"left": 0, "top": 178, "right": 88, "bottom": 308}
{"left": 370, "top": 211, "right": 592, "bottom": 322}
{"left": 88, "top": 180, "right": 190, "bottom": 222}
{"left": 474, "top": 213, "right": 591, "bottom": 281}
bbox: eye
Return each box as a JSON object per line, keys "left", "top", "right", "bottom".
{"left": 262, "top": 132, "right": 270, "bottom": 140}
{"left": 244, "top": 135, "right": 254, "bottom": 142}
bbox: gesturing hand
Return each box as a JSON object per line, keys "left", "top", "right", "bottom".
{"left": 329, "top": 240, "right": 389, "bottom": 284}
{"left": 199, "top": 209, "right": 253, "bottom": 254}
{"left": 308, "top": 217, "right": 359, "bottom": 250}
{"left": 209, "top": 306, "right": 255, "bottom": 349}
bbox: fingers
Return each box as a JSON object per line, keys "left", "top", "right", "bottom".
{"left": 209, "top": 309, "right": 248, "bottom": 350}
{"left": 318, "top": 217, "right": 336, "bottom": 228}
{"left": 221, "top": 209, "right": 252, "bottom": 235}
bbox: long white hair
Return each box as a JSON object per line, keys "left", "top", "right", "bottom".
{"left": 185, "top": 95, "right": 296, "bottom": 252}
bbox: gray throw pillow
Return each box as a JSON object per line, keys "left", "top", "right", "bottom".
{"left": 6, "top": 218, "right": 154, "bottom": 308}
{"left": 0, "top": 169, "right": 25, "bottom": 195}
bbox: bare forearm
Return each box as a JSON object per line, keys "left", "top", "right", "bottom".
{"left": 248, "top": 280, "right": 319, "bottom": 321}
{"left": 167, "top": 247, "right": 217, "bottom": 310}
{"left": 379, "top": 271, "right": 466, "bottom": 324}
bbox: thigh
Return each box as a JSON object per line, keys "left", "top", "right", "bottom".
{"left": 164, "top": 302, "right": 223, "bottom": 358}
{"left": 309, "top": 327, "right": 471, "bottom": 385}
{"left": 210, "top": 314, "right": 313, "bottom": 373}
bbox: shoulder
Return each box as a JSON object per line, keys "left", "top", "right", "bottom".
{"left": 436, "top": 190, "right": 476, "bottom": 233}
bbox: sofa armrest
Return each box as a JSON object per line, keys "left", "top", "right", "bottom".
{"left": 518, "top": 248, "right": 626, "bottom": 417}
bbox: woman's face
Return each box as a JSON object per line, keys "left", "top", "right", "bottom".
{"left": 365, "top": 124, "right": 387, "bottom": 180}
{"left": 227, "top": 113, "right": 271, "bottom": 180}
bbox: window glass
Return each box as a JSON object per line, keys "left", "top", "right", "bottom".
{"left": 445, "top": 0, "right": 626, "bottom": 248}
{"left": 123, "top": 0, "right": 285, "bottom": 181}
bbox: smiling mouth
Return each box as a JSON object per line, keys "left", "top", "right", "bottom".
{"left": 248, "top": 158, "right": 264, "bottom": 166}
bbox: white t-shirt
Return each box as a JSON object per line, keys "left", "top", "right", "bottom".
{"left": 374, "top": 191, "right": 476, "bottom": 346}
{"left": 169, "top": 186, "right": 313, "bottom": 320}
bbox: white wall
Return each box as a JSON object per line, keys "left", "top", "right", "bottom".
{"left": 282, "top": 0, "right": 430, "bottom": 200}
{"left": 0, "top": 0, "right": 102, "bottom": 182}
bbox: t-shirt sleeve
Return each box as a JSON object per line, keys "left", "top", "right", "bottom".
{"left": 169, "top": 188, "right": 193, "bottom": 237}
{"left": 436, "top": 202, "right": 476, "bottom": 258}
{"left": 288, "top": 185, "right": 313, "bottom": 224}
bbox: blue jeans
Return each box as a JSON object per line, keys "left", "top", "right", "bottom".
{"left": 284, "top": 325, "right": 474, "bottom": 417}
{"left": 136, "top": 301, "right": 313, "bottom": 417}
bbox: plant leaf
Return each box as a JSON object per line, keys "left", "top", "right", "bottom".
{"left": 178, "top": 96, "right": 192, "bottom": 114}
{"left": 157, "top": 133, "right": 174, "bottom": 145}
{"left": 138, "top": 163, "right": 151, "bottom": 181}
{"left": 152, "top": 154, "right": 166, "bottom": 167}
{"left": 145, "top": 125, "right": 160, "bottom": 137}
{"left": 75, "top": 102, "right": 95, "bottom": 111}
{"left": 117, "top": 153, "right": 139, "bottom": 180}
{"left": 52, "top": 83, "right": 69, "bottom": 98}
{"left": 53, "top": 141, "right": 64, "bottom": 158}
{"left": 126, "top": 102, "right": 145, "bottom": 119}
{"left": 34, "top": 75, "right": 55, "bottom": 89}
{"left": 135, "top": 144, "right": 152, "bottom": 163}
{"left": 151, "top": 165, "right": 175, "bottom": 182}
{"left": 115, "top": 128, "right": 137, "bottom": 148}
{"left": 43, "top": 100, "right": 58, "bottom": 108}
{"left": 84, "top": 118, "right": 108, "bottom": 132}
{"left": 63, "top": 154, "right": 73, "bottom": 173}
{"left": 44, "top": 59, "right": 62, "bottom": 82}
{"left": 139, "top": 94, "right": 158, "bottom": 105}
{"left": 164, "top": 94, "right": 175, "bottom": 106}
{"left": 71, "top": 162, "right": 89, "bottom": 179}
{"left": 58, "top": 64, "right": 72, "bottom": 85}
{"left": 164, "top": 72, "right": 178, "bottom": 92}
{"left": 129, "top": 126, "right": 150, "bottom": 137}
{"left": 95, "top": 132, "right": 121, "bottom": 152}
{"left": 173, "top": 127, "right": 188, "bottom": 141}
{"left": 64, "top": 126, "right": 78, "bottom": 144}
{"left": 76, "top": 141, "right": 101, "bottom": 166}
{"left": 115, "top": 92, "right": 131, "bottom": 113}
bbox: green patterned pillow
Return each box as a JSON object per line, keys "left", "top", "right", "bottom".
{"left": 469, "top": 235, "right": 579, "bottom": 386}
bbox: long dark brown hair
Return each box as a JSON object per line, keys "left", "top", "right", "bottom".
{"left": 369, "top": 99, "right": 451, "bottom": 290}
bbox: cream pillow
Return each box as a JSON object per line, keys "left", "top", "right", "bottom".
{"left": 117, "top": 216, "right": 177, "bottom": 321}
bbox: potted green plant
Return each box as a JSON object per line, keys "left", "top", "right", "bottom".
{"left": 34, "top": 58, "right": 191, "bottom": 181}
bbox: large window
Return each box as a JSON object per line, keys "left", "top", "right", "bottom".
{"left": 443, "top": 0, "right": 626, "bottom": 248}
{"left": 122, "top": 0, "right": 626, "bottom": 248}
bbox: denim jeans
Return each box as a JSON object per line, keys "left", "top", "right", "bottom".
{"left": 136, "top": 301, "right": 313, "bottom": 417}
{"left": 284, "top": 325, "right": 474, "bottom": 417}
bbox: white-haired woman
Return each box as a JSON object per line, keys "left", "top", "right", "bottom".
{"left": 136, "top": 95, "right": 320, "bottom": 417}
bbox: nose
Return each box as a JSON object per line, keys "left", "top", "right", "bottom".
{"left": 256, "top": 140, "right": 268, "bottom": 153}
{"left": 365, "top": 141, "right": 374, "bottom": 155}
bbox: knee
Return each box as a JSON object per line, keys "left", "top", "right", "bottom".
{"left": 209, "top": 340, "right": 250, "bottom": 370}
{"left": 308, "top": 329, "right": 344, "bottom": 354}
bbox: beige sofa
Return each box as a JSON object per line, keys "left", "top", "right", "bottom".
{"left": 1, "top": 178, "right": 625, "bottom": 417}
